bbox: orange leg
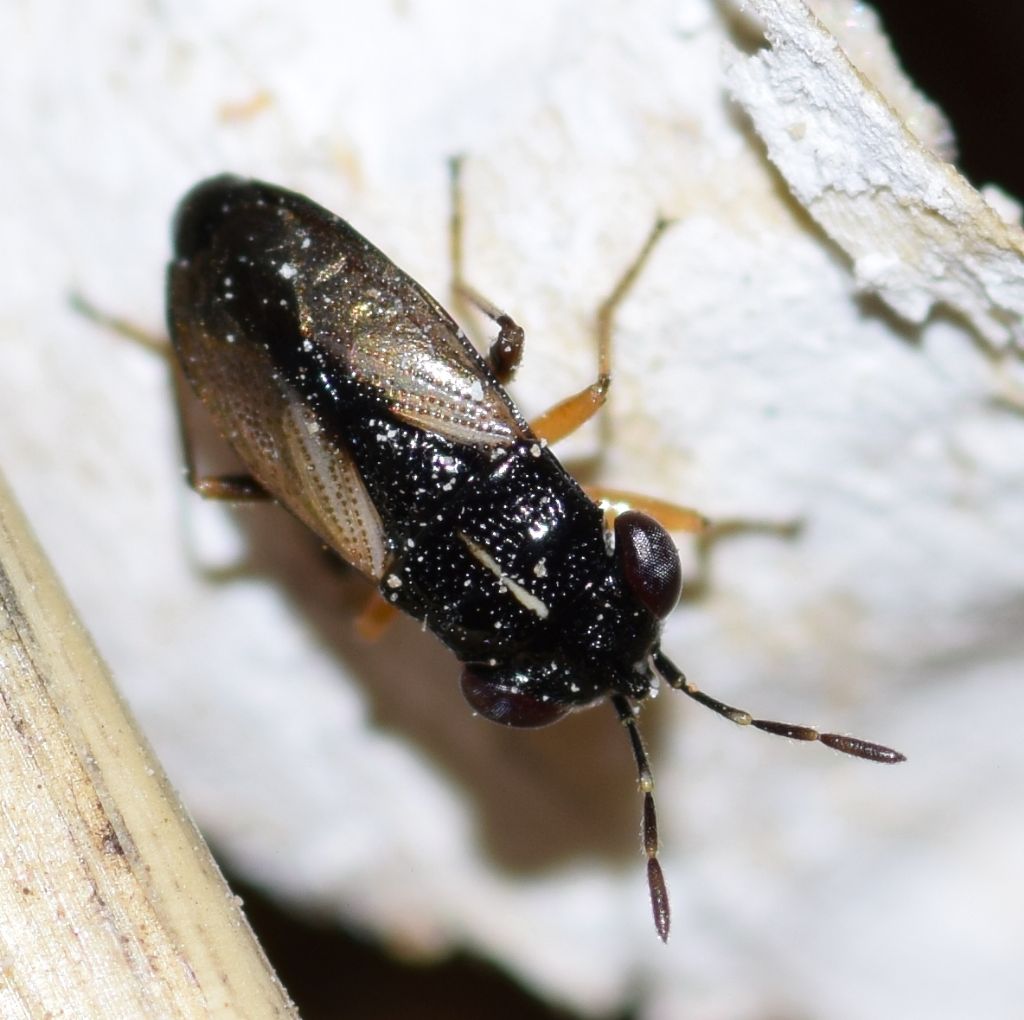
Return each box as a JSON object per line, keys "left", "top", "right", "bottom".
{"left": 683, "top": 517, "right": 803, "bottom": 604}
{"left": 530, "top": 218, "right": 672, "bottom": 445}
{"left": 529, "top": 377, "right": 610, "bottom": 446}
{"left": 586, "top": 477, "right": 803, "bottom": 604}
{"left": 584, "top": 486, "right": 708, "bottom": 534}
{"left": 354, "top": 591, "right": 400, "bottom": 641}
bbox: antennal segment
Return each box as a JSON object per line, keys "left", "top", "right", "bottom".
{"left": 611, "top": 693, "right": 671, "bottom": 942}
{"left": 651, "top": 651, "right": 905, "bottom": 765}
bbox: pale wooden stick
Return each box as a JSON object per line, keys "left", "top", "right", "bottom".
{"left": 0, "top": 469, "right": 298, "bottom": 1019}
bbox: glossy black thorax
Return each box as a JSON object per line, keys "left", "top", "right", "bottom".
{"left": 383, "top": 438, "right": 663, "bottom": 706}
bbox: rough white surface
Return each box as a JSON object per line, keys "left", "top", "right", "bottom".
{"left": 729, "top": 0, "right": 1024, "bottom": 343}
{"left": 2, "top": 0, "right": 1023, "bottom": 1017}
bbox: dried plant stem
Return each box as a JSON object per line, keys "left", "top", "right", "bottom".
{"left": 0, "top": 470, "right": 298, "bottom": 1019}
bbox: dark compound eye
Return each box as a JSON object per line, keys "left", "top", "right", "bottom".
{"left": 614, "top": 511, "right": 682, "bottom": 619}
{"left": 460, "top": 665, "right": 571, "bottom": 728}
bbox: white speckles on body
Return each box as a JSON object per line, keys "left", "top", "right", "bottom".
{"left": 528, "top": 520, "right": 550, "bottom": 541}
{"left": 458, "top": 532, "right": 550, "bottom": 620}
{"left": 533, "top": 558, "right": 548, "bottom": 578}
{"left": 385, "top": 574, "right": 403, "bottom": 589}
{"left": 279, "top": 262, "right": 297, "bottom": 279}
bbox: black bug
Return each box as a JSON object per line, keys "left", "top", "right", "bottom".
{"left": 166, "top": 171, "right": 905, "bottom": 942}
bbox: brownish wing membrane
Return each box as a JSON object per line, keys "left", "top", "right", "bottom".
{"left": 169, "top": 266, "right": 389, "bottom": 579}
{"left": 168, "top": 177, "right": 528, "bottom": 580}
{"left": 293, "top": 186, "right": 528, "bottom": 447}
{"left": 341, "top": 283, "right": 527, "bottom": 447}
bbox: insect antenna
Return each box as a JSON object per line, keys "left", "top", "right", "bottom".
{"left": 611, "top": 693, "right": 671, "bottom": 942}
{"left": 651, "top": 650, "right": 906, "bottom": 764}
